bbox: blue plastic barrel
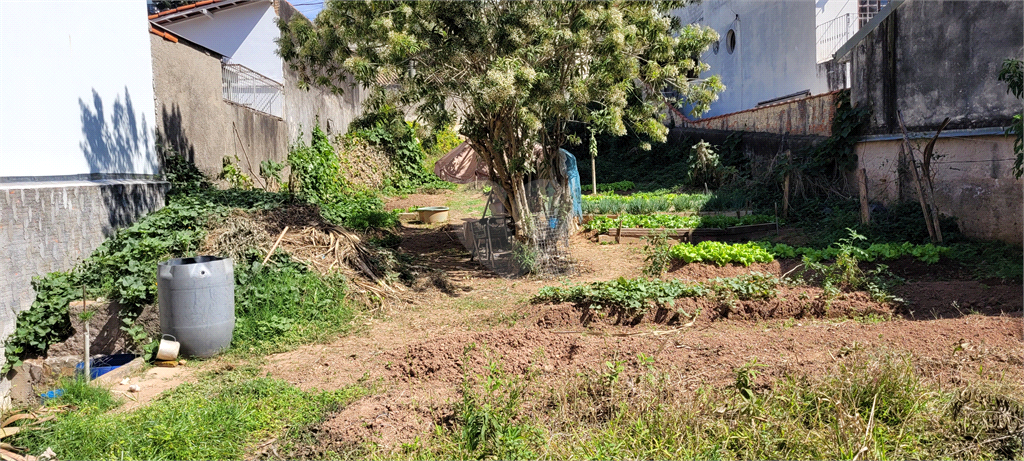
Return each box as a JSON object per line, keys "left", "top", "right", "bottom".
{"left": 157, "top": 256, "right": 235, "bottom": 358}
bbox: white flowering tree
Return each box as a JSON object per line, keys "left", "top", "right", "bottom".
{"left": 278, "top": 0, "right": 723, "bottom": 242}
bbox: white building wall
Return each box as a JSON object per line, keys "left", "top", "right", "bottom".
{"left": 0, "top": 0, "right": 158, "bottom": 178}
{"left": 161, "top": 0, "right": 284, "bottom": 82}
{"left": 674, "top": 0, "right": 829, "bottom": 118}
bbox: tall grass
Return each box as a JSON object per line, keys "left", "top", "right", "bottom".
{"left": 367, "top": 351, "right": 1023, "bottom": 460}
{"left": 232, "top": 259, "right": 355, "bottom": 355}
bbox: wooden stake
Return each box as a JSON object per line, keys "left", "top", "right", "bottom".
{"left": 896, "top": 113, "right": 936, "bottom": 242}
{"left": 858, "top": 168, "right": 871, "bottom": 225}
{"left": 263, "top": 226, "right": 289, "bottom": 264}
{"left": 83, "top": 287, "right": 89, "bottom": 382}
{"left": 782, "top": 148, "right": 791, "bottom": 220}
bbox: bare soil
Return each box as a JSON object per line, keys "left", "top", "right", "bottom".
{"left": 261, "top": 189, "right": 1024, "bottom": 453}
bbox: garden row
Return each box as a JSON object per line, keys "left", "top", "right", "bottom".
{"left": 534, "top": 273, "right": 779, "bottom": 315}
{"left": 666, "top": 240, "right": 950, "bottom": 267}
{"left": 580, "top": 189, "right": 748, "bottom": 215}
{"left": 583, "top": 213, "right": 776, "bottom": 234}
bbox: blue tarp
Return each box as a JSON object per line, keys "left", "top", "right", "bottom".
{"left": 561, "top": 149, "right": 583, "bottom": 219}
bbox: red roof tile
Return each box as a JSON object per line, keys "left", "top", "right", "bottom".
{"left": 149, "top": 0, "right": 241, "bottom": 19}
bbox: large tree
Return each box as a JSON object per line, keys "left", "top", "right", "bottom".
{"left": 278, "top": 0, "right": 723, "bottom": 242}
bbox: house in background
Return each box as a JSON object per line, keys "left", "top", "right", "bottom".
{"left": 670, "top": 0, "right": 891, "bottom": 122}
{"left": 0, "top": 0, "right": 168, "bottom": 406}
{"left": 673, "top": 0, "right": 828, "bottom": 118}
{"left": 149, "top": 0, "right": 367, "bottom": 180}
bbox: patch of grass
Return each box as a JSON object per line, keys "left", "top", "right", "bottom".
{"left": 15, "top": 366, "right": 370, "bottom": 460}
{"left": 47, "top": 376, "right": 121, "bottom": 413}
{"left": 370, "top": 350, "right": 1022, "bottom": 460}
{"left": 232, "top": 259, "right": 355, "bottom": 355}
{"left": 446, "top": 190, "right": 487, "bottom": 216}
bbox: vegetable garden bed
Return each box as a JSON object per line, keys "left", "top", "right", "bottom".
{"left": 597, "top": 222, "right": 778, "bottom": 244}
{"left": 585, "top": 213, "right": 779, "bottom": 244}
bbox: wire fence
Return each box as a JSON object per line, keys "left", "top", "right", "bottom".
{"left": 221, "top": 63, "right": 283, "bottom": 117}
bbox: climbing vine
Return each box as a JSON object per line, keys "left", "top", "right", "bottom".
{"left": 998, "top": 58, "right": 1023, "bottom": 179}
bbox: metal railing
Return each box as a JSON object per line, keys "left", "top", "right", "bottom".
{"left": 816, "top": 13, "right": 855, "bottom": 63}
{"left": 221, "top": 63, "right": 283, "bottom": 117}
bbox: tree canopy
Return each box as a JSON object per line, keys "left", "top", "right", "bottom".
{"left": 278, "top": 0, "right": 724, "bottom": 241}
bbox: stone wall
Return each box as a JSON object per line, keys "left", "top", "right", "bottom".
{"left": 0, "top": 179, "right": 168, "bottom": 405}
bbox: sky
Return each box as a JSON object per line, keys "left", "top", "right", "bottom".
{"left": 289, "top": 0, "right": 323, "bottom": 20}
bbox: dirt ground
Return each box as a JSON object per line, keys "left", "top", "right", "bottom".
{"left": 260, "top": 189, "right": 1024, "bottom": 453}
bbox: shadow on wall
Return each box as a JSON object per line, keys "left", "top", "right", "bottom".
{"left": 78, "top": 87, "right": 165, "bottom": 237}
{"left": 158, "top": 103, "right": 196, "bottom": 164}
{"left": 79, "top": 87, "right": 154, "bottom": 175}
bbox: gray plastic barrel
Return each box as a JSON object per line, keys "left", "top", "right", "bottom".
{"left": 157, "top": 256, "right": 235, "bottom": 358}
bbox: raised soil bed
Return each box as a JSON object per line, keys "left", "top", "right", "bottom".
{"left": 596, "top": 222, "right": 779, "bottom": 244}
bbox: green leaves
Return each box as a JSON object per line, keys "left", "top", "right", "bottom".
{"left": 534, "top": 277, "right": 707, "bottom": 315}
{"left": 669, "top": 242, "right": 774, "bottom": 267}
{"left": 583, "top": 213, "right": 776, "bottom": 234}
{"left": 997, "top": 59, "right": 1023, "bottom": 178}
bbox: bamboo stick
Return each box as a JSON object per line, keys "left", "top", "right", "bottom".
{"left": 896, "top": 113, "right": 936, "bottom": 242}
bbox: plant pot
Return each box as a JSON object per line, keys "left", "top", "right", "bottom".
{"left": 417, "top": 207, "right": 450, "bottom": 224}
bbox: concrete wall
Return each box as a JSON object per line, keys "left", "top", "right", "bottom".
{"left": 0, "top": 180, "right": 168, "bottom": 406}
{"left": 161, "top": 0, "right": 284, "bottom": 82}
{"left": 151, "top": 34, "right": 288, "bottom": 180}
{"left": 278, "top": 1, "right": 368, "bottom": 143}
{"left": 857, "top": 135, "right": 1021, "bottom": 243}
{"left": 850, "top": 0, "right": 1024, "bottom": 134}
{"left": 674, "top": 0, "right": 829, "bottom": 118}
{"left": 0, "top": 1, "right": 158, "bottom": 178}
{"left": 683, "top": 91, "right": 839, "bottom": 136}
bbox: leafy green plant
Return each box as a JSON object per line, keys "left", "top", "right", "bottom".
{"left": 687, "top": 140, "right": 734, "bottom": 188}
{"left": 259, "top": 159, "right": 286, "bottom": 191}
{"left": 998, "top": 58, "right": 1023, "bottom": 178}
{"left": 289, "top": 125, "right": 345, "bottom": 205}
{"left": 457, "top": 362, "right": 541, "bottom": 460}
{"left": 584, "top": 213, "right": 774, "bottom": 234}
{"left": 670, "top": 241, "right": 774, "bottom": 267}
{"left": 534, "top": 277, "right": 706, "bottom": 315}
{"left": 232, "top": 258, "right": 354, "bottom": 354}
{"left": 710, "top": 272, "right": 779, "bottom": 301}
{"left": 595, "top": 181, "right": 635, "bottom": 192}
{"left": 220, "top": 155, "right": 254, "bottom": 190}
{"left": 734, "top": 358, "right": 764, "bottom": 402}
{"left": 642, "top": 230, "right": 673, "bottom": 277}
{"left": 348, "top": 105, "right": 455, "bottom": 194}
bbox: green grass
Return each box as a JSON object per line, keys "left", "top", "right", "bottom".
{"left": 446, "top": 190, "right": 487, "bottom": 216}
{"left": 16, "top": 366, "right": 370, "bottom": 460}
{"left": 364, "top": 351, "right": 1023, "bottom": 460}
{"left": 232, "top": 259, "right": 356, "bottom": 355}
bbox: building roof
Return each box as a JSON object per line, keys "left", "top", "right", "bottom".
{"left": 149, "top": 0, "right": 257, "bottom": 26}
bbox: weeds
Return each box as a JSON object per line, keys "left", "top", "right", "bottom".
{"left": 641, "top": 230, "right": 672, "bottom": 277}
{"left": 14, "top": 366, "right": 370, "bottom": 460}
{"left": 232, "top": 258, "right": 354, "bottom": 355}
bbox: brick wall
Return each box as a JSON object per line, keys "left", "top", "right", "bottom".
{"left": 0, "top": 179, "right": 168, "bottom": 403}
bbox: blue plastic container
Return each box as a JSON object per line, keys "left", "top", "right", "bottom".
{"left": 75, "top": 353, "right": 136, "bottom": 380}
{"left": 40, "top": 389, "right": 64, "bottom": 400}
